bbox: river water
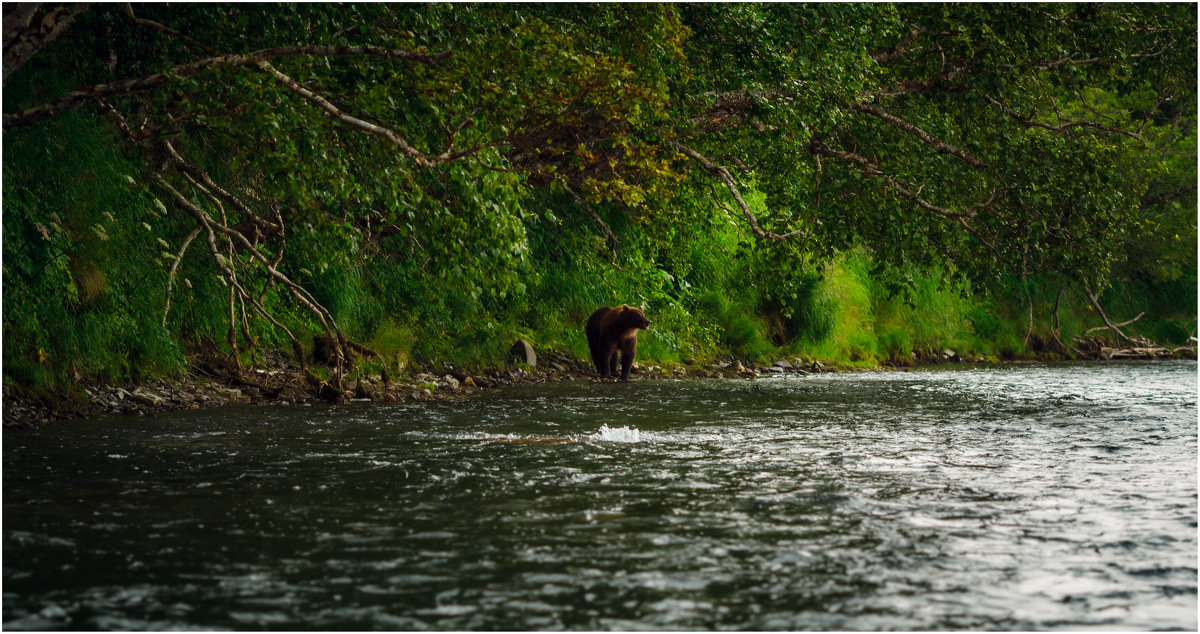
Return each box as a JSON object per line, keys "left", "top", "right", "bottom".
{"left": 3, "top": 361, "right": 1196, "bottom": 630}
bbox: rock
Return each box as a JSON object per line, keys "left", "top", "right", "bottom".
{"left": 440, "top": 375, "right": 460, "bottom": 391}
{"left": 943, "top": 349, "right": 958, "bottom": 361}
{"left": 129, "top": 388, "right": 163, "bottom": 407}
{"left": 772, "top": 359, "right": 792, "bottom": 369}
{"left": 511, "top": 339, "right": 537, "bottom": 367}
{"left": 765, "top": 366, "right": 785, "bottom": 374}
{"left": 462, "top": 376, "right": 476, "bottom": 388}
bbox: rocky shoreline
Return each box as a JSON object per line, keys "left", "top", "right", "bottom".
{"left": 3, "top": 340, "right": 1194, "bottom": 429}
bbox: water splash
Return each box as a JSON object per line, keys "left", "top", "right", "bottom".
{"left": 591, "top": 424, "right": 642, "bottom": 443}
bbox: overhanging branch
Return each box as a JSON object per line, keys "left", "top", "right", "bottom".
{"left": 563, "top": 182, "right": 623, "bottom": 270}
{"left": 3, "top": 44, "right": 448, "bottom": 129}
{"left": 810, "top": 139, "right": 1007, "bottom": 220}
{"left": 254, "top": 60, "right": 486, "bottom": 168}
{"left": 3, "top": 3, "right": 87, "bottom": 84}
{"left": 670, "top": 141, "right": 805, "bottom": 242}
{"left": 982, "top": 93, "right": 1147, "bottom": 145}
{"left": 851, "top": 103, "right": 987, "bottom": 169}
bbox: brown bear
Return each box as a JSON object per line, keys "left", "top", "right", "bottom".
{"left": 585, "top": 305, "right": 650, "bottom": 381}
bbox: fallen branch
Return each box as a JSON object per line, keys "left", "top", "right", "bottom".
{"left": 1085, "top": 312, "right": 1144, "bottom": 334}
{"left": 1082, "top": 285, "right": 1139, "bottom": 344}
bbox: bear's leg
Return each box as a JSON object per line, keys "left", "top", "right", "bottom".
{"left": 607, "top": 347, "right": 620, "bottom": 378}
{"left": 619, "top": 337, "right": 637, "bottom": 381}
{"left": 590, "top": 344, "right": 608, "bottom": 377}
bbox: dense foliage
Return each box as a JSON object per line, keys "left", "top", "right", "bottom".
{"left": 3, "top": 3, "right": 1195, "bottom": 389}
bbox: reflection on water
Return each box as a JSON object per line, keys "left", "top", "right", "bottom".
{"left": 4, "top": 361, "right": 1197, "bottom": 630}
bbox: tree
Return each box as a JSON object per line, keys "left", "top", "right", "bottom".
{"left": 3, "top": 3, "right": 1195, "bottom": 384}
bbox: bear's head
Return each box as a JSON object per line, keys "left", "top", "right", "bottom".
{"left": 619, "top": 305, "right": 650, "bottom": 330}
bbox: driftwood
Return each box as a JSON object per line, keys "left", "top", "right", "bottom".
{"left": 1072, "top": 334, "right": 1196, "bottom": 360}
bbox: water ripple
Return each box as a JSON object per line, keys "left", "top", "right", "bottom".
{"left": 3, "top": 361, "right": 1196, "bottom": 630}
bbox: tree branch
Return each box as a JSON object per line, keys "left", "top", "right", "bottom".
{"left": 670, "top": 141, "right": 805, "bottom": 242}
{"left": 982, "top": 93, "right": 1147, "bottom": 145}
{"left": 4, "top": 44, "right": 448, "bottom": 129}
{"left": 3, "top": 3, "right": 86, "bottom": 84}
{"left": 254, "top": 60, "right": 456, "bottom": 168}
{"left": 563, "top": 182, "right": 622, "bottom": 270}
{"left": 2, "top": 4, "right": 43, "bottom": 50}
{"left": 162, "top": 226, "right": 200, "bottom": 327}
{"left": 122, "top": 2, "right": 215, "bottom": 55}
{"left": 851, "top": 103, "right": 987, "bottom": 169}
{"left": 810, "top": 138, "right": 1011, "bottom": 220}
{"left": 1082, "top": 285, "right": 1138, "bottom": 344}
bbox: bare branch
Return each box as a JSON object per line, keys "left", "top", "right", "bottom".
{"left": 670, "top": 141, "right": 805, "bottom": 242}
{"left": 3, "top": 4, "right": 43, "bottom": 50}
{"left": 851, "top": 103, "right": 987, "bottom": 169}
{"left": 1082, "top": 285, "right": 1139, "bottom": 344}
{"left": 3, "top": 3, "right": 86, "bottom": 83}
{"left": 162, "top": 226, "right": 200, "bottom": 327}
{"left": 1085, "top": 311, "right": 1145, "bottom": 335}
{"left": 563, "top": 183, "right": 623, "bottom": 270}
{"left": 159, "top": 141, "right": 281, "bottom": 240}
{"left": 810, "top": 139, "right": 1011, "bottom": 220}
{"left": 256, "top": 60, "right": 492, "bottom": 168}
{"left": 4, "top": 44, "right": 448, "bottom": 129}
{"left": 982, "top": 93, "right": 1147, "bottom": 145}
{"left": 122, "top": 2, "right": 214, "bottom": 54}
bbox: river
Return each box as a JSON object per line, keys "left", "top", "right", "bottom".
{"left": 3, "top": 361, "right": 1196, "bottom": 630}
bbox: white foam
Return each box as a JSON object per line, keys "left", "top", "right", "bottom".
{"left": 591, "top": 424, "right": 642, "bottom": 443}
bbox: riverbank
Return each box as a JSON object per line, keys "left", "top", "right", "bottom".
{"left": 4, "top": 335, "right": 1195, "bottom": 428}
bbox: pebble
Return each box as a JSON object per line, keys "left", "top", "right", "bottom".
{"left": 6, "top": 343, "right": 1090, "bottom": 428}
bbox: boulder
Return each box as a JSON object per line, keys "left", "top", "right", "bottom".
{"left": 130, "top": 388, "right": 163, "bottom": 406}
{"left": 510, "top": 339, "right": 537, "bottom": 367}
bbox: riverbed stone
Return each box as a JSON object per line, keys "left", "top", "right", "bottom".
{"left": 130, "top": 388, "right": 164, "bottom": 406}
{"left": 511, "top": 339, "right": 537, "bottom": 367}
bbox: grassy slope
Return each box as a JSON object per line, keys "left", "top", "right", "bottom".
{"left": 3, "top": 115, "right": 1194, "bottom": 392}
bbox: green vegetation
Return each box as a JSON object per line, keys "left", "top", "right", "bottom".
{"left": 3, "top": 4, "right": 1195, "bottom": 393}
